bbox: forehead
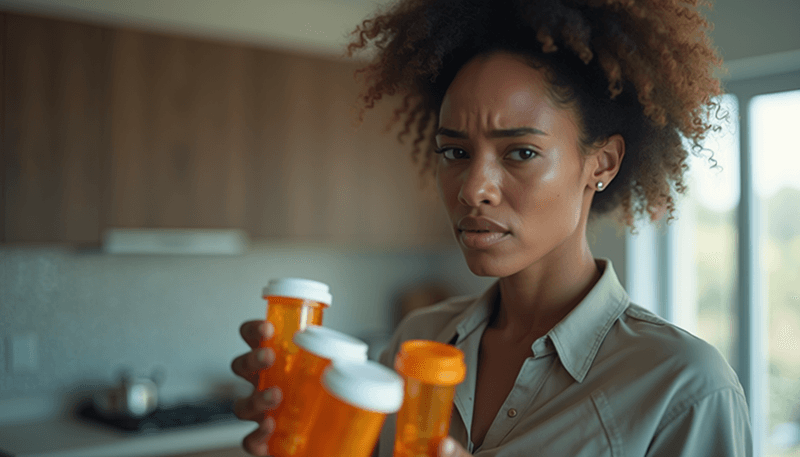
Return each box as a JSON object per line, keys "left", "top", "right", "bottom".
{"left": 439, "top": 52, "right": 574, "bottom": 130}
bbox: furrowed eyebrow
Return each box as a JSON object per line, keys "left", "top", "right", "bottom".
{"left": 435, "top": 127, "right": 548, "bottom": 138}
{"left": 436, "top": 127, "right": 469, "bottom": 139}
{"left": 489, "top": 127, "right": 548, "bottom": 138}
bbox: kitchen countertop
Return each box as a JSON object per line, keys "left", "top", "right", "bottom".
{"left": 0, "top": 415, "right": 256, "bottom": 457}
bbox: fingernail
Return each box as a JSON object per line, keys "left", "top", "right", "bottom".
{"left": 262, "top": 389, "right": 274, "bottom": 402}
{"left": 254, "top": 430, "right": 270, "bottom": 450}
{"left": 256, "top": 349, "right": 269, "bottom": 364}
{"left": 265, "top": 322, "right": 274, "bottom": 338}
{"left": 441, "top": 438, "right": 455, "bottom": 456}
{"left": 269, "top": 387, "right": 282, "bottom": 404}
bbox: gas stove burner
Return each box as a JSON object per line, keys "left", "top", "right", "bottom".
{"left": 75, "top": 398, "right": 237, "bottom": 432}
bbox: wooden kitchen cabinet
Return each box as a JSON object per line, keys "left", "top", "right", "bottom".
{"left": 106, "top": 29, "right": 254, "bottom": 231}
{"left": 106, "top": 27, "right": 450, "bottom": 244}
{"left": 1, "top": 12, "right": 451, "bottom": 245}
{"left": 259, "top": 52, "right": 451, "bottom": 244}
{"left": 2, "top": 13, "right": 112, "bottom": 243}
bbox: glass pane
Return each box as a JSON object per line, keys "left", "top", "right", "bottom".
{"left": 751, "top": 89, "right": 800, "bottom": 457}
{"left": 671, "top": 94, "right": 740, "bottom": 367}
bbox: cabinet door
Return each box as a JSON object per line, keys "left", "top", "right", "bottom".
{"left": 270, "top": 54, "right": 452, "bottom": 245}
{"left": 234, "top": 48, "right": 300, "bottom": 239}
{"left": 3, "top": 14, "right": 111, "bottom": 243}
{"left": 106, "top": 29, "right": 250, "bottom": 230}
{"left": 2, "top": 14, "right": 450, "bottom": 245}
{"left": 349, "top": 88, "right": 453, "bottom": 246}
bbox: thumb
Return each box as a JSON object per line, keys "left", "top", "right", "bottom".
{"left": 439, "top": 437, "right": 471, "bottom": 457}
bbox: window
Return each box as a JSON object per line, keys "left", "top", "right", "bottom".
{"left": 627, "top": 68, "right": 800, "bottom": 456}
{"left": 670, "top": 94, "right": 740, "bottom": 369}
{"left": 751, "top": 89, "right": 800, "bottom": 457}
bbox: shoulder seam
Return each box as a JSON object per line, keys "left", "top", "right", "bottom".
{"left": 654, "top": 386, "right": 748, "bottom": 436}
{"left": 624, "top": 304, "right": 668, "bottom": 326}
{"left": 574, "top": 294, "right": 630, "bottom": 380}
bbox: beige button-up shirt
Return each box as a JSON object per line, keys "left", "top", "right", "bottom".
{"left": 376, "top": 258, "right": 752, "bottom": 456}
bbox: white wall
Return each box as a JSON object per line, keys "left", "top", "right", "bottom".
{"left": 704, "top": 0, "right": 800, "bottom": 61}
{"left": 1, "top": 0, "right": 798, "bottom": 62}
{"left": 0, "top": 219, "right": 621, "bottom": 407}
{"left": 0, "top": 0, "right": 375, "bottom": 58}
{"left": 0, "top": 242, "right": 493, "bottom": 412}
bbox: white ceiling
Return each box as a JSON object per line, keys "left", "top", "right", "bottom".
{"left": 1, "top": 0, "right": 798, "bottom": 68}
{"left": 0, "top": 0, "right": 394, "bottom": 59}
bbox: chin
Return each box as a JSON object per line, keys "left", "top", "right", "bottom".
{"left": 461, "top": 250, "right": 522, "bottom": 278}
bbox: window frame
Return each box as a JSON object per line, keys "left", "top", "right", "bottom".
{"left": 625, "top": 59, "right": 800, "bottom": 456}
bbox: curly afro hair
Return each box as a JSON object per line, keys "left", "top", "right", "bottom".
{"left": 345, "top": 0, "right": 725, "bottom": 230}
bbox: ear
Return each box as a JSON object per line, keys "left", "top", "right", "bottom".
{"left": 587, "top": 134, "right": 625, "bottom": 191}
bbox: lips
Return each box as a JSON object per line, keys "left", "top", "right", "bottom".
{"left": 457, "top": 216, "right": 509, "bottom": 233}
{"left": 456, "top": 216, "right": 510, "bottom": 249}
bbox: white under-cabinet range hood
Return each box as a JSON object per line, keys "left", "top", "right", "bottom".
{"left": 103, "top": 228, "right": 248, "bottom": 255}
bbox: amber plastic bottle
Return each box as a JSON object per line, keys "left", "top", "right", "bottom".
{"left": 257, "top": 278, "right": 332, "bottom": 418}
{"left": 304, "top": 361, "right": 405, "bottom": 457}
{"left": 393, "top": 340, "right": 466, "bottom": 457}
{"left": 269, "top": 325, "right": 368, "bottom": 457}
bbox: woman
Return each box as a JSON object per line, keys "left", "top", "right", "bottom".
{"left": 231, "top": 0, "right": 752, "bottom": 455}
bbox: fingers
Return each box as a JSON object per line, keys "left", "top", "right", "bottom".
{"left": 241, "top": 416, "right": 276, "bottom": 456}
{"left": 439, "top": 437, "right": 472, "bottom": 457}
{"left": 235, "top": 320, "right": 279, "bottom": 456}
{"left": 233, "top": 320, "right": 274, "bottom": 386}
{"left": 240, "top": 320, "right": 273, "bottom": 349}
{"left": 234, "top": 387, "right": 283, "bottom": 422}
{"left": 231, "top": 347, "right": 275, "bottom": 386}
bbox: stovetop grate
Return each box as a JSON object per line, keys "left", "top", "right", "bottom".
{"left": 75, "top": 398, "right": 237, "bottom": 433}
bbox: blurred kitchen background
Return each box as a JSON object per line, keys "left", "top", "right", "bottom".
{"left": 0, "top": 1, "right": 797, "bottom": 456}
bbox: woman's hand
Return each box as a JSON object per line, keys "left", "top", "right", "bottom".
{"left": 230, "top": 320, "right": 283, "bottom": 456}
{"left": 439, "top": 437, "right": 473, "bottom": 457}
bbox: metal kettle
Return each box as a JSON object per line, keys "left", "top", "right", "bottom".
{"left": 94, "top": 368, "right": 165, "bottom": 418}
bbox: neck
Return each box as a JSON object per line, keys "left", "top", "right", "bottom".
{"left": 493, "top": 233, "right": 602, "bottom": 340}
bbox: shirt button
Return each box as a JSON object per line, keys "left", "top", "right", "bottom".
{"left": 507, "top": 408, "right": 518, "bottom": 418}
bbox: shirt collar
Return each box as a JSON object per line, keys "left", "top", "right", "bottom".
{"left": 549, "top": 258, "right": 630, "bottom": 382}
{"left": 434, "top": 282, "right": 498, "bottom": 345}
{"left": 435, "top": 258, "right": 630, "bottom": 383}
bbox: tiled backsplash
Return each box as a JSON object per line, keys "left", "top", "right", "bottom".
{"left": 0, "top": 242, "right": 491, "bottom": 409}
{"left": 0, "top": 217, "right": 624, "bottom": 420}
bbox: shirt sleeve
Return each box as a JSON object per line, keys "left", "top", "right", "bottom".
{"left": 646, "top": 387, "right": 753, "bottom": 457}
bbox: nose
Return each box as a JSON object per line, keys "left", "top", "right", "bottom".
{"left": 458, "top": 158, "right": 501, "bottom": 207}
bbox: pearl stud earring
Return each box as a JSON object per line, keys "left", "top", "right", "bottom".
{"left": 597, "top": 182, "right": 604, "bottom": 191}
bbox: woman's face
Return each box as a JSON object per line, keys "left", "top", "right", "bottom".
{"left": 435, "top": 51, "right": 599, "bottom": 278}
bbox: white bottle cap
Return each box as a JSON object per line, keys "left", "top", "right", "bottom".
{"left": 262, "top": 278, "right": 332, "bottom": 306}
{"left": 293, "top": 326, "right": 368, "bottom": 364}
{"left": 321, "top": 361, "right": 404, "bottom": 414}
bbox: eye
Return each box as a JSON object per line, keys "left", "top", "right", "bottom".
{"left": 506, "top": 148, "right": 537, "bottom": 161}
{"left": 435, "top": 147, "right": 469, "bottom": 160}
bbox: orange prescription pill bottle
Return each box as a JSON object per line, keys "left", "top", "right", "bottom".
{"left": 269, "top": 325, "right": 369, "bottom": 457}
{"left": 393, "top": 340, "right": 466, "bottom": 457}
{"left": 257, "top": 278, "right": 332, "bottom": 409}
{"left": 304, "top": 361, "right": 405, "bottom": 457}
